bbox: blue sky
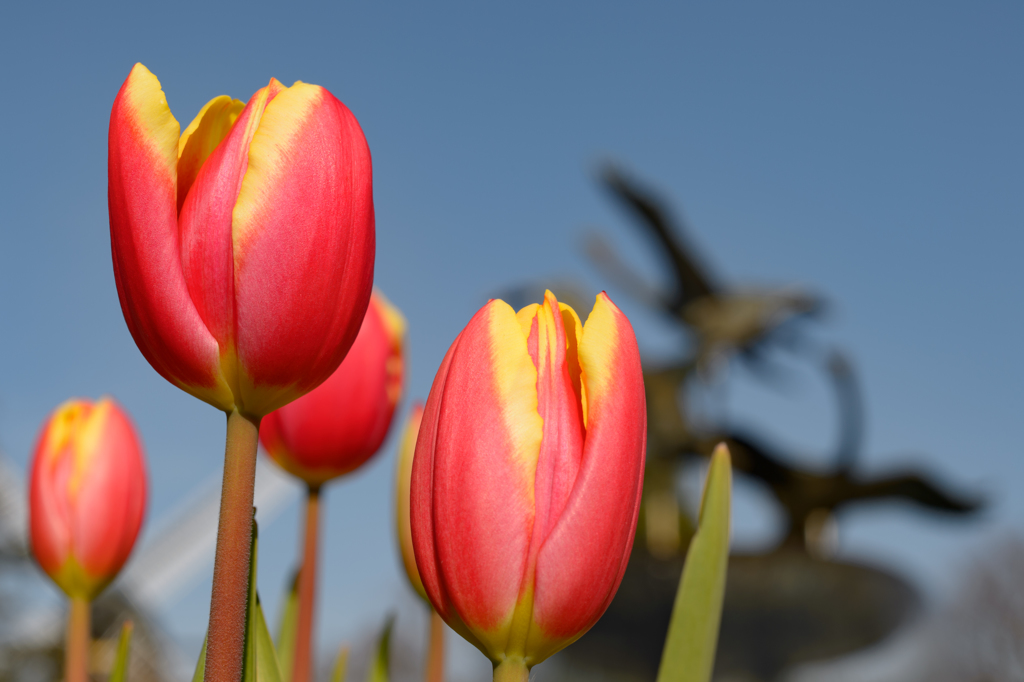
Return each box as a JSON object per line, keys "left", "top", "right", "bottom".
{"left": 0, "top": 0, "right": 1021, "bottom": 671}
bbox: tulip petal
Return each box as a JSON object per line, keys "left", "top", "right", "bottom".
{"left": 177, "top": 94, "right": 245, "bottom": 213}
{"left": 427, "top": 301, "right": 544, "bottom": 657}
{"left": 178, "top": 80, "right": 283, "bottom": 399}
{"left": 231, "top": 82, "right": 375, "bottom": 416}
{"left": 522, "top": 301, "right": 584, "bottom": 420}
{"left": 561, "top": 302, "right": 585, "bottom": 403}
{"left": 29, "top": 440, "right": 71, "bottom": 576}
{"left": 260, "top": 292, "right": 403, "bottom": 483}
{"left": 411, "top": 331, "right": 461, "bottom": 616}
{"left": 29, "top": 401, "right": 92, "bottom": 578}
{"left": 396, "top": 404, "right": 426, "bottom": 601}
{"left": 72, "top": 400, "right": 147, "bottom": 587}
{"left": 502, "top": 292, "right": 587, "bottom": 658}
{"left": 108, "top": 64, "right": 234, "bottom": 411}
{"left": 373, "top": 290, "right": 408, "bottom": 407}
{"left": 529, "top": 292, "right": 646, "bottom": 658}
{"left": 525, "top": 292, "right": 586, "bottom": 547}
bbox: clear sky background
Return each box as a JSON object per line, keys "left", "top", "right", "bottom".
{"left": 0, "top": 0, "right": 1021, "bottom": 676}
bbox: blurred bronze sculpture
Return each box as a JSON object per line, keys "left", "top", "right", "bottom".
{"left": 555, "top": 165, "right": 982, "bottom": 681}
{"left": 723, "top": 350, "right": 981, "bottom": 550}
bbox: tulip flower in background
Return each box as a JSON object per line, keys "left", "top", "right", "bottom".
{"left": 29, "top": 397, "right": 147, "bottom": 682}
{"left": 395, "top": 403, "right": 446, "bottom": 682}
{"left": 411, "top": 290, "right": 646, "bottom": 681}
{"left": 261, "top": 290, "right": 405, "bottom": 682}
{"left": 108, "top": 63, "right": 374, "bottom": 682}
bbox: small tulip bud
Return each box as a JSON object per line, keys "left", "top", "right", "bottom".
{"left": 29, "top": 398, "right": 147, "bottom": 600}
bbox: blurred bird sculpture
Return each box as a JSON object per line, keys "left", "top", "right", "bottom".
{"left": 586, "top": 165, "right": 823, "bottom": 375}
{"left": 719, "top": 350, "right": 982, "bottom": 553}
{"left": 558, "top": 164, "right": 983, "bottom": 681}
{"left": 585, "top": 164, "right": 980, "bottom": 547}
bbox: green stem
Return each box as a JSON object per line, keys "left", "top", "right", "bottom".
{"left": 425, "top": 607, "right": 445, "bottom": 682}
{"left": 493, "top": 658, "right": 530, "bottom": 682}
{"left": 65, "top": 596, "right": 90, "bottom": 682}
{"left": 204, "top": 409, "right": 260, "bottom": 682}
{"left": 292, "top": 486, "right": 321, "bottom": 682}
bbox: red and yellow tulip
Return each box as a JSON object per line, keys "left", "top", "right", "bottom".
{"left": 29, "top": 397, "right": 148, "bottom": 682}
{"left": 396, "top": 403, "right": 447, "bottom": 682}
{"left": 108, "top": 63, "right": 375, "bottom": 419}
{"left": 410, "top": 291, "right": 646, "bottom": 675}
{"left": 29, "top": 397, "right": 147, "bottom": 600}
{"left": 395, "top": 402, "right": 426, "bottom": 600}
{"left": 258, "top": 290, "right": 403, "bottom": 682}
{"left": 260, "top": 290, "right": 406, "bottom": 485}
{"left": 108, "top": 63, "right": 375, "bottom": 682}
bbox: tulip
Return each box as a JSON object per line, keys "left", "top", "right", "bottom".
{"left": 108, "top": 63, "right": 374, "bottom": 682}
{"left": 29, "top": 397, "right": 147, "bottom": 682}
{"left": 259, "top": 290, "right": 404, "bottom": 682}
{"left": 261, "top": 290, "right": 406, "bottom": 485}
{"left": 395, "top": 403, "right": 426, "bottom": 599}
{"left": 395, "top": 403, "right": 445, "bottom": 682}
{"left": 411, "top": 291, "right": 646, "bottom": 680}
{"left": 108, "top": 63, "right": 374, "bottom": 419}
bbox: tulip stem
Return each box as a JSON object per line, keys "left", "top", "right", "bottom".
{"left": 65, "top": 596, "right": 90, "bottom": 682}
{"left": 493, "top": 659, "right": 530, "bottom": 682}
{"left": 425, "top": 607, "right": 445, "bottom": 682}
{"left": 205, "top": 409, "right": 260, "bottom": 682}
{"left": 292, "top": 485, "right": 321, "bottom": 682}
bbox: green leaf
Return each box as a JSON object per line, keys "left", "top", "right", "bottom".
{"left": 191, "top": 638, "right": 207, "bottom": 682}
{"left": 191, "top": 516, "right": 284, "bottom": 682}
{"left": 330, "top": 644, "right": 350, "bottom": 682}
{"left": 254, "top": 593, "right": 284, "bottom": 682}
{"left": 275, "top": 570, "right": 300, "bottom": 682}
{"left": 109, "top": 620, "right": 134, "bottom": 682}
{"left": 244, "top": 520, "right": 283, "bottom": 682}
{"left": 367, "top": 616, "right": 394, "bottom": 682}
{"left": 656, "top": 444, "right": 732, "bottom": 682}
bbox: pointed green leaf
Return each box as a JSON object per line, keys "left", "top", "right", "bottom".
{"left": 367, "top": 616, "right": 394, "bottom": 682}
{"left": 255, "top": 594, "right": 284, "bottom": 682}
{"left": 192, "top": 638, "right": 207, "bottom": 682}
{"left": 191, "top": 516, "right": 283, "bottom": 682}
{"left": 190, "top": 603, "right": 280, "bottom": 682}
{"left": 275, "top": 570, "right": 300, "bottom": 682}
{"left": 109, "top": 620, "right": 134, "bottom": 682}
{"left": 244, "top": 519, "right": 283, "bottom": 682}
{"left": 656, "top": 444, "right": 732, "bottom": 682}
{"left": 331, "top": 644, "right": 350, "bottom": 682}
{"left": 241, "top": 518, "right": 261, "bottom": 682}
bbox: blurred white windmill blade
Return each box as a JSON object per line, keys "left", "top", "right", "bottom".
{"left": 122, "top": 454, "right": 302, "bottom": 610}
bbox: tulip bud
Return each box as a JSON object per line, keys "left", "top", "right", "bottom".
{"left": 29, "top": 398, "right": 147, "bottom": 600}
{"left": 395, "top": 402, "right": 426, "bottom": 600}
{"left": 259, "top": 290, "right": 406, "bottom": 486}
{"left": 411, "top": 291, "right": 646, "bottom": 669}
{"left": 108, "top": 63, "right": 375, "bottom": 418}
